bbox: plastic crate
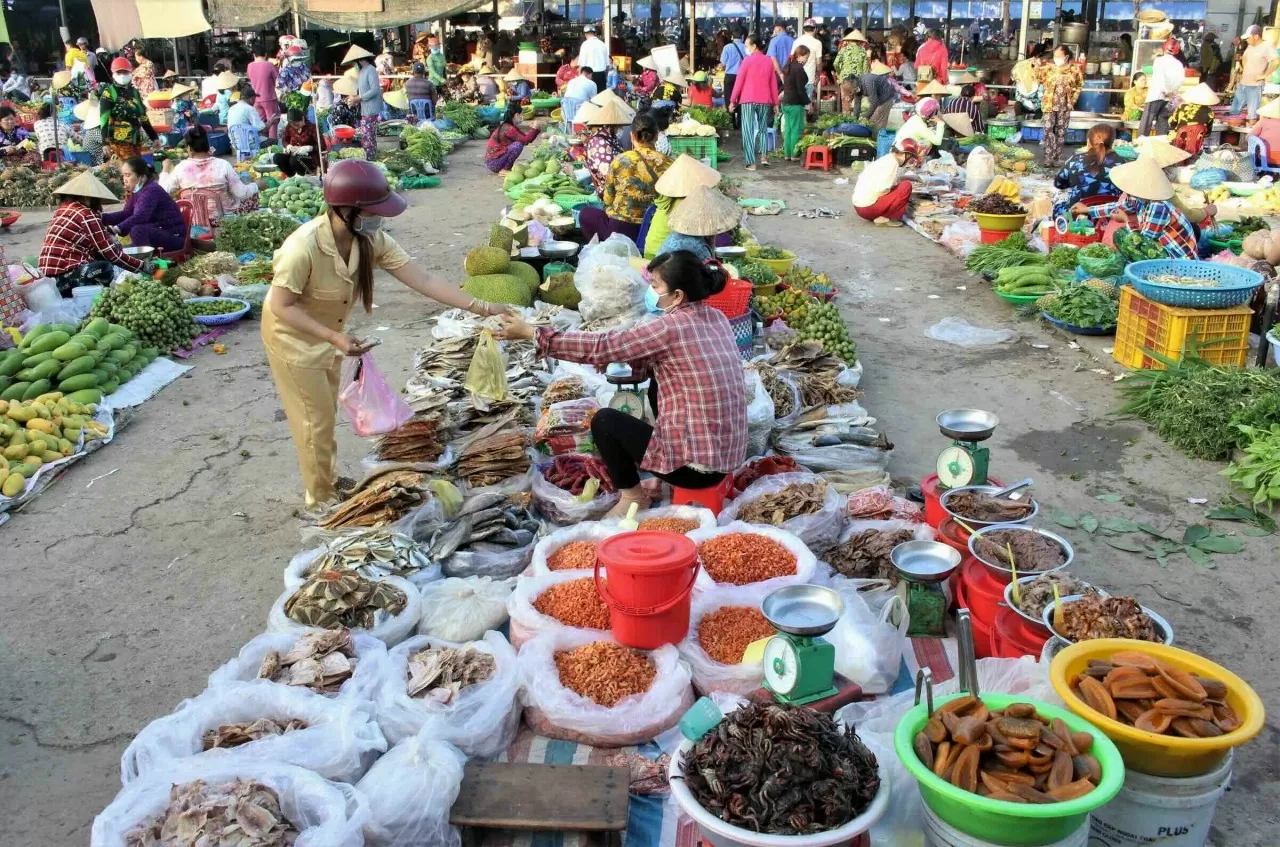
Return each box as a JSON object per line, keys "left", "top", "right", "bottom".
{"left": 1020, "top": 124, "right": 1044, "bottom": 142}
{"left": 207, "top": 131, "right": 231, "bottom": 156}
{"left": 1113, "top": 286, "right": 1252, "bottom": 370}
{"left": 705, "top": 275, "right": 752, "bottom": 318}
{"left": 668, "top": 136, "right": 718, "bottom": 169}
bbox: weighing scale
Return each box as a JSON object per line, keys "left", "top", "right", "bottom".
{"left": 761, "top": 585, "right": 844, "bottom": 706}
{"left": 935, "top": 409, "right": 999, "bottom": 489}
{"left": 891, "top": 539, "right": 961, "bottom": 638}
{"left": 605, "top": 364, "right": 648, "bottom": 420}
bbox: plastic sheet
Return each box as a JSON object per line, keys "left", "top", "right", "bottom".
{"left": 267, "top": 576, "right": 422, "bottom": 647}
{"left": 925, "top": 316, "right": 1019, "bottom": 347}
{"left": 506, "top": 570, "right": 611, "bottom": 648}
{"left": 207, "top": 630, "right": 388, "bottom": 703}
{"left": 717, "top": 471, "right": 846, "bottom": 550}
{"left": 677, "top": 583, "right": 775, "bottom": 696}
{"left": 527, "top": 522, "right": 626, "bottom": 577}
{"left": 687, "top": 521, "right": 819, "bottom": 594}
{"left": 417, "top": 576, "right": 515, "bottom": 642}
{"left": 120, "top": 680, "right": 387, "bottom": 785}
{"left": 354, "top": 733, "right": 465, "bottom": 847}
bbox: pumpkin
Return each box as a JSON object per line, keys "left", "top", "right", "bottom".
{"left": 1243, "top": 230, "right": 1269, "bottom": 261}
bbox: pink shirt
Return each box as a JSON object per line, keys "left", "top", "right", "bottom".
{"left": 730, "top": 52, "right": 780, "bottom": 107}
{"left": 247, "top": 60, "right": 279, "bottom": 104}
{"left": 915, "top": 39, "right": 950, "bottom": 84}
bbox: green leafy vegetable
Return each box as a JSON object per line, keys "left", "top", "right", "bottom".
{"left": 685, "top": 106, "right": 731, "bottom": 131}
{"left": 1047, "top": 245, "right": 1080, "bottom": 271}
{"left": 736, "top": 260, "right": 779, "bottom": 287}
{"left": 214, "top": 212, "right": 300, "bottom": 257}
{"left": 1043, "top": 283, "right": 1118, "bottom": 328}
{"left": 1222, "top": 424, "right": 1280, "bottom": 508}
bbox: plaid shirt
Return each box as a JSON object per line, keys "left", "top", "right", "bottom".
{"left": 38, "top": 202, "right": 143, "bottom": 278}
{"left": 1089, "top": 195, "right": 1198, "bottom": 260}
{"left": 536, "top": 302, "right": 748, "bottom": 474}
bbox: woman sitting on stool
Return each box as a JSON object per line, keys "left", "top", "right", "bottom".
{"left": 103, "top": 155, "right": 186, "bottom": 252}
{"left": 274, "top": 108, "right": 327, "bottom": 176}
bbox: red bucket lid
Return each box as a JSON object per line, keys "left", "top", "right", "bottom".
{"left": 597, "top": 531, "right": 696, "bottom": 575}
{"left": 960, "top": 558, "right": 1005, "bottom": 602}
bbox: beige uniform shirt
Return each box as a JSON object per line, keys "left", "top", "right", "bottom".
{"left": 261, "top": 215, "right": 411, "bottom": 369}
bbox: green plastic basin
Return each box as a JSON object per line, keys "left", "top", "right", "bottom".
{"left": 894, "top": 693, "right": 1125, "bottom": 845}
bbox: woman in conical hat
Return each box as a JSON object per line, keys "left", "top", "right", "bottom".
{"left": 658, "top": 182, "right": 741, "bottom": 259}
{"left": 641, "top": 153, "right": 722, "bottom": 258}
{"left": 1169, "top": 82, "right": 1220, "bottom": 157}
{"left": 39, "top": 171, "right": 149, "bottom": 292}
{"left": 1071, "top": 153, "right": 1199, "bottom": 260}
{"left": 1249, "top": 96, "right": 1280, "bottom": 167}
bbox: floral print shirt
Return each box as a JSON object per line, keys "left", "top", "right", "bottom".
{"left": 1036, "top": 62, "right": 1083, "bottom": 111}
{"left": 132, "top": 59, "right": 157, "bottom": 95}
{"left": 278, "top": 63, "right": 311, "bottom": 96}
{"left": 586, "top": 129, "right": 623, "bottom": 193}
{"left": 602, "top": 146, "right": 671, "bottom": 224}
{"left": 1170, "top": 103, "right": 1212, "bottom": 130}
{"left": 834, "top": 43, "right": 869, "bottom": 81}
{"left": 100, "top": 82, "right": 153, "bottom": 146}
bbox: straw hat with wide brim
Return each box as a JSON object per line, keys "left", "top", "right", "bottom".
{"left": 585, "top": 98, "right": 634, "bottom": 126}
{"left": 638, "top": 55, "right": 657, "bottom": 70}
{"left": 52, "top": 70, "right": 73, "bottom": 90}
{"left": 940, "top": 112, "right": 976, "bottom": 137}
{"left": 73, "top": 97, "right": 100, "bottom": 124}
{"left": 951, "top": 70, "right": 979, "bottom": 84}
{"left": 659, "top": 65, "right": 687, "bottom": 87}
{"left": 870, "top": 60, "right": 893, "bottom": 75}
{"left": 655, "top": 153, "right": 722, "bottom": 198}
{"left": 668, "top": 184, "right": 741, "bottom": 236}
{"left": 1132, "top": 135, "right": 1192, "bottom": 168}
{"left": 170, "top": 82, "right": 196, "bottom": 98}
{"left": 53, "top": 171, "right": 119, "bottom": 203}
{"left": 574, "top": 101, "right": 602, "bottom": 124}
{"left": 384, "top": 89, "right": 409, "bottom": 110}
{"left": 332, "top": 76, "right": 359, "bottom": 97}
{"left": 215, "top": 70, "right": 240, "bottom": 90}
{"left": 342, "top": 44, "right": 375, "bottom": 65}
{"left": 162, "top": 70, "right": 177, "bottom": 79}
{"left": 1110, "top": 154, "right": 1175, "bottom": 201}
{"left": 1258, "top": 97, "right": 1280, "bottom": 119}
{"left": 842, "top": 29, "right": 868, "bottom": 42}
{"left": 1180, "top": 82, "right": 1220, "bottom": 106}
{"left": 503, "top": 69, "right": 528, "bottom": 82}
{"left": 919, "top": 79, "right": 950, "bottom": 96}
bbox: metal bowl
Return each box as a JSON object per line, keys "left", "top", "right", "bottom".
{"left": 123, "top": 245, "right": 156, "bottom": 261}
{"left": 715, "top": 245, "right": 748, "bottom": 260}
{"left": 539, "top": 240, "right": 579, "bottom": 259}
{"left": 1003, "top": 575, "right": 1108, "bottom": 630}
{"left": 967, "top": 524, "right": 1072, "bottom": 585}
{"left": 936, "top": 408, "right": 999, "bottom": 442}
{"left": 762, "top": 584, "right": 844, "bottom": 637}
{"left": 890, "top": 540, "right": 961, "bottom": 584}
{"left": 1042, "top": 594, "right": 1174, "bottom": 646}
{"left": 939, "top": 484, "right": 1039, "bottom": 530}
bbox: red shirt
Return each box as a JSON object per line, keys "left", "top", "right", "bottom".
{"left": 915, "top": 39, "right": 950, "bottom": 84}
{"left": 281, "top": 121, "right": 327, "bottom": 170}
{"left": 688, "top": 84, "right": 714, "bottom": 107}
{"left": 39, "top": 202, "right": 143, "bottom": 278}
{"left": 485, "top": 122, "right": 539, "bottom": 162}
{"left": 536, "top": 302, "right": 748, "bottom": 474}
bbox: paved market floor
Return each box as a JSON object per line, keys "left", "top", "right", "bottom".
{"left": 0, "top": 144, "right": 1276, "bottom": 845}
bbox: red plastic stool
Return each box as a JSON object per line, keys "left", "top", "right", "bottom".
{"left": 671, "top": 476, "right": 734, "bottom": 516}
{"left": 803, "top": 145, "right": 834, "bottom": 172}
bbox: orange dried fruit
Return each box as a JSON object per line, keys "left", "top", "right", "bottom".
{"left": 1212, "top": 703, "right": 1242, "bottom": 733}
{"left": 1102, "top": 666, "right": 1145, "bottom": 688}
{"left": 1109, "top": 677, "right": 1160, "bottom": 700}
{"left": 1050, "top": 719, "right": 1077, "bottom": 756}
{"left": 1134, "top": 710, "right": 1172, "bottom": 734}
{"left": 1077, "top": 676, "right": 1118, "bottom": 721}
{"left": 1157, "top": 664, "right": 1208, "bottom": 702}
{"left": 1109, "top": 651, "right": 1161, "bottom": 673}
{"left": 1116, "top": 700, "right": 1147, "bottom": 723}
{"left": 953, "top": 716, "right": 987, "bottom": 746}
{"left": 1048, "top": 750, "right": 1074, "bottom": 790}
{"left": 1005, "top": 702, "right": 1037, "bottom": 719}
{"left": 914, "top": 732, "right": 935, "bottom": 769}
{"left": 1007, "top": 736, "right": 1038, "bottom": 751}
{"left": 1171, "top": 717, "right": 1224, "bottom": 738}
{"left": 988, "top": 789, "right": 1029, "bottom": 803}
{"left": 1010, "top": 783, "right": 1055, "bottom": 804}
{"left": 986, "top": 720, "right": 1009, "bottom": 746}
{"left": 933, "top": 741, "right": 956, "bottom": 778}
{"left": 995, "top": 716, "right": 1044, "bottom": 740}
{"left": 1070, "top": 732, "right": 1093, "bottom": 754}
{"left": 940, "top": 695, "right": 979, "bottom": 716}
{"left": 980, "top": 771, "right": 1010, "bottom": 794}
{"left": 951, "top": 745, "right": 980, "bottom": 793}
{"left": 995, "top": 747, "right": 1029, "bottom": 768}
{"left": 1072, "top": 753, "right": 1101, "bottom": 783}
{"left": 1047, "top": 778, "right": 1096, "bottom": 801}
{"left": 1196, "top": 676, "right": 1228, "bottom": 701}
{"left": 1151, "top": 676, "right": 1181, "bottom": 700}
{"left": 924, "top": 716, "right": 948, "bottom": 744}
{"left": 1153, "top": 698, "right": 1209, "bottom": 716}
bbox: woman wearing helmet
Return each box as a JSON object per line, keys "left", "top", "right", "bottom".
{"left": 262, "top": 160, "right": 507, "bottom": 509}
{"left": 100, "top": 57, "right": 157, "bottom": 161}
{"left": 892, "top": 94, "right": 945, "bottom": 149}
{"left": 852, "top": 137, "right": 923, "bottom": 225}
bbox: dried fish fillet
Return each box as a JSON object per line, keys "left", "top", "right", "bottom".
{"left": 259, "top": 630, "right": 359, "bottom": 696}
{"left": 202, "top": 717, "right": 309, "bottom": 750}
{"left": 283, "top": 570, "right": 408, "bottom": 631}
{"left": 406, "top": 646, "right": 497, "bottom": 704}
{"left": 124, "top": 778, "right": 299, "bottom": 847}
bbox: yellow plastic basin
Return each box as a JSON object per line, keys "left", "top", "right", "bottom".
{"left": 1049, "top": 639, "right": 1265, "bottom": 778}
{"left": 973, "top": 211, "right": 1028, "bottom": 232}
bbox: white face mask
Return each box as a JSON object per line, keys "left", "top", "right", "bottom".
{"left": 114, "top": 73, "right": 132, "bottom": 85}
{"left": 356, "top": 214, "right": 384, "bottom": 235}
{"left": 1054, "top": 56, "right": 1067, "bottom": 66}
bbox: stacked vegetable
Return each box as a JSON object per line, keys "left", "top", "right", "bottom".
{"left": 965, "top": 232, "right": 1045, "bottom": 275}
{"left": 992, "top": 266, "right": 1061, "bottom": 299}
{"left": 88, "top": 278, "right": 200, "bottom": 355}
{"left": 401, "top": 126, "right": 452, "bottom": 168}
{"left": 792, "top": 301, "right": 857, "bottom": 365}
{"left": 214, "top": 212, "right": 301, "bottom": 257}
{"left": 684, "top": 107, "right": 731, "bottom": 131}
{"left": 438, "top": 102, "right": 481, "bottom": 135}
{"left": 260, "top": 177, "right": 326, "bottom": 221}
{"left": 1, "top": 317, "right": 161, "bottom": 405}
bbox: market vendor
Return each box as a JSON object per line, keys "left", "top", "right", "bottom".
{"left": 504, "top": 69, "right": 532, "bottom": 105}
{"left": 555, "top": 55, "right": 579, "bottom": 93}
{"left": 328, "top": 77, "right": 361, "bottom": 130}
{"left": 73, "top": 98, "right": 103, "bottom": 165}
{"left": 263, "top": 159, "right": 509, "bottom": 510}
{"left": 1052, "top": 123, "right": 1121, "bottom": 219}
{"left": 580, "top": 112, "right": 671, "bottom": 245}
{"left": 687, "top": 71, "right": 715, "bottom": 107}
{"left": 484, "top": 103, "right": 543, "bottom": 173}
{"left": 102, "top": 155, "right": 185, "bottom": 252}
{"left": 159, "top": 125, "right": 260, "bottom": 219}
{"left": 640, "top": 154, "right": 723, "bottom": 258}
{"left": 1128, "top": 137, "right": 1214, "bottom": 227}
{"left": 893, "top": 93, "right": 945, "bottom": 149}
{"left": 476, "top": 66, "right": 500, "bottom": 103}
{"left": 635, "top": 55, "right": 660, "bottom": 98}
{"left": 38, "top": 171, "right": 147, "bottom": 293}
{"left": 658, "top": 183, "right": 741, "bottom": 259}
{"left": 852, "top": 137, "right": 924, "bottom": 225}
{"left": 1123, "top": 73, "right": 1147, "bottom": 122}
{"left": 495, "top": 249, "right": 748, "bottom": 518}
{"left": 1169, "top": 83, "right": 1219, "bottom": 157}
{"left": 274, "top": 108, "right": 327, "bottom": 176}
{"left": 1036, "top": 45, "right": 1083, "bottom": 167}
{"left": 1248, "top": 97, "right": 1280, "bottom": 164}
{"left": 1072, "top": 154, "right": 1198, "bottom": 260}
{"left": 99, "top": 57, "right": 158, "bottom": 162}
{"left": 583, "top": 95, "right": 631, "bottom": 193}
{"left": 213, "top": 70, "right": 240, "bottom": 127}
{"left": 940, "top": 84, "right": 986, "bottom": 136}
{"left": 36, "top": 104, "right": 78, "bottom": 165}
{"left": 167, "top": 83, "right": 199, "bottom": 138}
{"left": 1011, "top": 55, "right": 1043, "bottom": 116}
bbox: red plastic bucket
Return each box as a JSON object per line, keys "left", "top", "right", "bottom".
{"left": 595, "top": 531, "right": 700, "bottom": 649}
{"left": 952, "top": 576, "right": 995, "bottom": 659}
{"left": 993, "top": 606, "right": 1050, "bottom": 658}
{"left": 979, "top": 227, "right": 1015, "bottom": 245}
{"left": 957, "top": 558, "right": 1004, "bottom": 629}
{"left": 936, "top": 518, "right": 971, "bottom": 557}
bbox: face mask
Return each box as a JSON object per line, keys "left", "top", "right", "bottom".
{"left": 356, "top": 214, "right": 384, "bottom": 235}
{"left": 1054, "top": 57, "right": 1066, "bottom": 66}
{"left": 644, "top": 286, "right": 678, "bottom": 314}
{"left": 114, "top": 73, "right": 132, "bottom": 85}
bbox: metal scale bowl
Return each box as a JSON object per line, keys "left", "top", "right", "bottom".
{"left": 761, "top": 585, "right": 844, "bottom": 706}
{"left": 891, "top": 540, "right": 962, "bottom": 638}
{"left": 936, "top": 409, "right": 999, "bottom": 489}
{"left": 605, "top": 363, "right": 648, "bottom": 420}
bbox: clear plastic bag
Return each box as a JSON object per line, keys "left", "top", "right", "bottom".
{"left": 373, "top": 631, "right": 521, "bottom": 756}
{"left": 964, "top": 146, "right": 995, "bottom": 194}
{"left": 518, "top": 629, "right": 695, "bottom": 747}
{"left": 826, "top": 586, "right": 908, "bottom": 695}
{"left": 534, "top": 397, "right": 601, "bottom": 456}
{"left": 773, "top": 424, "right": 893, "bottom": 476}
{"left": 743, "top": 369, "right": 775, "bottom": 457}
{"left": 339, "top": 352, "right": 414, "bottom": 437}
{"left": 532, "top": 457, "right": 620, "bottom": 525}
{"left": 677, "top": 583, "right": 776, "bottom": 696}
{"left": 507, "top": 570, "right": 611, "bottom": 648}
{"left": 206, "top": 630, "right": 389, "bottom": 704}
{"left": 267, "top": 576, "right": 422, "bottom": 647}
{"left": 283, "top": 544, "right": 441, "bottom": 592}
{"left": 614, "top": 504, "right": 718, "bottom": 533}
{"left": 687, "top": 521, "right": 819, "bottom": 594}
{"left": 354, "top": 733, "right": 466, "bottom": 847}
{"left": 527, "top": 522, "right": 626, "bottom": 577}
{"left": 717, "top": 472, "right": 846, "bottom": 550}
{"left": 925, "top": 316, "right": 1018, "bottom": 347}
{"left": 120, "top": 680, "right": 388, "bottom": 785}
{"left": 92, "top": 760, "right": 369, "bottom": 847}
{"left": 574, "top": 234, "right": 647, "bottom": 323}
{"left": 463, "top": 330, "right": 508, "bottom": 402}
{"left": 417, "top": 576, "right": 515, "bottom": 642}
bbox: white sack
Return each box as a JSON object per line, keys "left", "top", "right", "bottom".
{"left": 354, "top": 733, "right": 466, "bottom": 847}
{"left": 207, "top": 630, "right": 388, "bottom": 704}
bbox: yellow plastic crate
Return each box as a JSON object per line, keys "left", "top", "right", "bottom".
{"left": 1114, "top": 286, "right": 1252, "bottom": 370}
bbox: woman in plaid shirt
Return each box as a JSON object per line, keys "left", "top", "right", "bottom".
{"left": 1073, "top": 155, "right": 1198, "bottom": 261}
{"left": 497, "top": 251, "right": 748, "bottom": 517}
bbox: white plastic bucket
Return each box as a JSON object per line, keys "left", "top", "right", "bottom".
{"left": 921, "top": 802, "right": 1089, "bottom": 847}
{"left": 1088, "top": 753, "right": 1232, "bottom": 847}
{"left": 72, "top": 284, "right": 104, "bottom": 305}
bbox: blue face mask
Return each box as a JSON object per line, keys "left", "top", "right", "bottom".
{"left": 644, "top": 286, "right": 661, "bottom": 313}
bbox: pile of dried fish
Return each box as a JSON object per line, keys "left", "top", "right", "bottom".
{"left": 406, "top": 645, "right": 496, "bottom": 704}
{"left": 1059, "top": 595, "right": 1160, "bottom": 643}
{"left": 447, "top": 396, "right": 534, "bottom": 438}
{"left": 317, "top": 468, "right": 428, "bottom": 530}
{"left": 375, "top": 418, "right": 446, "bottom": 463}
{"left": 945, "top": 491, "right": 1034, "bottom": 524}
{"left": 124, "top": 779, "right": 299, "bottom": 847}
{"left": 766, "top": 340, "right": 861, "bottom": 409}
{"left": 257, "top": 630, "right": 358, "bottom": 695}
{"left": 405, "top": 321, "right": 542, "bottom": 425}
{"left": 771, "top": 420, "right": 893, "bottom": 476}
{"left": 753, "top": 365, "right": 797, "bottom": 418}
{"left": 455, "top": 422, "right": 529, "bottom": 488}
{"left": 411, "top": 490, "right": 540, "bottom": 560}
{"left": 738, "top": 480, "right": 828, "bottom": 526}
{"left": 307, "top": 529, "right": 433, "bottom": 581}
{"left": 413, "top": 335, "right": 477, "bottom": 380}
{"left": 202, "top": 717, "right": 309, "bottom": 750}
{"left": 543, "top": 376, "right": 586, "bottom": 406}
{"left": 283, "top": 570, "right": 408, "bottom": 630}
{"left": 825, "top": 528, "right": 916, "bottom": 582}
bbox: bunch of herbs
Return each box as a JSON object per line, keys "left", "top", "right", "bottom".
{"left": 1043, "top": 283, "right": 1118, "bottom": 328}
{"left": 1223, "top": 424, "right": 1280, "bottom": 508}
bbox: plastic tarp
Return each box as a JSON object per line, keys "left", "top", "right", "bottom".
{"left": 88, "top": 0, "right": 144, "bottom": 51}
{"left": 207, "top": 0, "right": 488, "bottom": 30}
{"left": 136, "top": 0, "right": 211, "bottom": 37}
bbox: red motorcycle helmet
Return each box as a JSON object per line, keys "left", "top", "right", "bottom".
{"left": 323, "top": 159, "right": 407, "bottom": 217}
{"left": 110, "top": 57, "right": 132, "bottom": 73}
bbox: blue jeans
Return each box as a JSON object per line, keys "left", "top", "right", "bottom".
{"left": 1234, "top": 84, "right": 1263, "bottom": 119}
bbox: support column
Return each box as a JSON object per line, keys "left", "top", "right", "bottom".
{"left": 1018, "top": 0, "right": 1031, "bottom": 58}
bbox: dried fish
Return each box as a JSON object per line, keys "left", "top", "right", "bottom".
{"left": 202, "top": 717, "right": 309, "bottom": 750}
{"left": 405, "top": 646, "right": 496, "bottom": 704}
{"left": 283, "top": 570, "right": 408, "bottom": 631}
{"left": 375, "top": 418, "right": 446, "bottom": 463}
{"left": 825, "top": 528, "right": 916, "bottom": 583}
{"left": 317, "top": 469, "right": 427, "bottom": 530}
{"left": 455, "top": 425, "right": 529, "bottom": 488}
{"left": 258, "top": 630, "right": 359, "bottom": 696}
{"left": 738, "top": 481, "right": 828, "bottom": 526}
{"left": 309, "top": 529, "right": 434, "bottom": 581}
{"left": 124, "top": 779, "right": 299, "bottom": 847}
{"left": 542, "top": 376, "right": 586, "bottom": 406}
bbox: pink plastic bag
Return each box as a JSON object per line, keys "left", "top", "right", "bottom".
{"left": 339, "top": 352, "right": 413, "bottom": 437}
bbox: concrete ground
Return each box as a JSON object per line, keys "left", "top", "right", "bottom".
{"left": 0, "top": 143, "right": 1275, "bottom": 845}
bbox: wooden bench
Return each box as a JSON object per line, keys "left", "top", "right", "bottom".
{"left": 451, "top": 761, "right": 630, "bottom": 847}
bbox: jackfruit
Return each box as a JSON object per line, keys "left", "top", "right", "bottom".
{"left": 538, "top": 272, "right": 581, "bottom": 309}
{"left": 464, "top": 246, "right": 512, "bottom": 276}
{"left": 462, "top": 274, "right": 533, "bottom": 307}
{"left": 487, "top": 224, "right": 516, "bottom": 252}
{"left": 507, "top": 261, "right": 541, "bottom": 294}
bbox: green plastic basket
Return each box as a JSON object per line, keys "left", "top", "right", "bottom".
{"left": 1206, "top": 236, "right": 1243, "bottom": 256}
{"left": 995, "top": 289, "right": 1051, "bottom": 305}
{"left": 542, "top": 260, "right": 575, "bottom": 280}
{"left": 668, "top": 136, "right": 719, "bottom": 169}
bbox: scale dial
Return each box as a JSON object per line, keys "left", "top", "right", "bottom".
{"left": 608, "top": 390, "right": 646, "bottom": 418}
{"left": 937, "top": 445, "right": 977, "bottom": 488}
{"left": 762, "top": 635, "right": 799, "bottom": 695}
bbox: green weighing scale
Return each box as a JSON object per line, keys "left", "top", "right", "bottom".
{"left": 605, "top": 364, "right": 649, "bottom": 420}
{"left": 761, "top": 585, "right": 844, "bottom": 706}
{"left": 935, "top": 408, "right": 999, "bottom": 489}
{"left": 890, "top": 540, "right": 962, "bottom": 638}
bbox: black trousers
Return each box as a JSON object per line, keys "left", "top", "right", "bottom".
{"left": 53, "top": 260, "right": 115, "bottom": 297}
{"left": 273, "top": 153, "right": 313, "bottom": 177}
{"left": 592, "top": 69, "right": 608, "bottom": 94}
{"left": 723, "top": 74, "right": 738, "bottom": 126}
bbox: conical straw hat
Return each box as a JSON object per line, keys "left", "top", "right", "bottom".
{"left": 591, "top": 88, "right": 633, "bottom": 111}
{"left": 170, "top": 82, "right": 196, "bottom": 97}
{"left": 1180, "top": 82, "right": 1219, "bottom": 106}
{"left": 1132, "top": 135, "right": 1192, "bottom": 167}
{"left": 53, "top": 171, "right": 119, "bottom": 203}
{"left": 668, "top": 184, "right": 741, "bottom": 236}
{"left": 1110, "top": 153, "right": 1174, "bottom": 201}
{"left": 655, "top": 153, "right": 722, "bottom": 197}
{"left": 951, "top": 70, "right": 979, "bottom": 84}
{"left": 342, "top": 44, "right": 375, "bottom": 64}
{"left": 585, "top": 97, "right": 633, "bottom": 125}
{"left": 52, "top": 70, "right": 73, "bottom": 89}
{"left": 574, "top": 101, "right": 602, "bottom": 124}
{"left": 870, "top": 60, "right": 893, "bottom": 75}
{"left": 73, "top": 97, "right": 101, "bottom": 123}
{"left": 940, "top": 112, "right": 976, "bottom": 137}
{"left": 843, "top": 28, "right": 868, "bottom": 42}
{"left": 659, "top": 64, "right": 687, "bottom": 87}
{"left": 1258, "top": 97, "right": 1280, "bottom": 119}
{"left": 919, "top": 79, "right": 950, "bottom": 96}
{"left": 637, "top": 55, "right": 657, "bottom": 70}
{"left": 504, "top": 68, "right": 528, "bottom": 82}
{"left": 216, "top": 71, "right": 240, "bottom": 89}
{"left": 332, "top": 76, "right": 358, "bottom": 97}
{"left": 383, "top": 88, "right": 409, "bottom": 110}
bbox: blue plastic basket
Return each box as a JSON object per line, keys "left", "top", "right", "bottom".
{"left": 728, "top": 312, "right": 755, "bottom": 359}
{"left": 1041, "top": 312, "right": 1116, "bottom": 335}
{"left": 1123, "top": 259, "right": 1263, "bottom": 308}
{"left": 188, "top": 296, "right": 250, "bottom": 326}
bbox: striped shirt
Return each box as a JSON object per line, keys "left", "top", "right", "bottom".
{"left": 39, "top": 202, "right": 144, "bottom": 278}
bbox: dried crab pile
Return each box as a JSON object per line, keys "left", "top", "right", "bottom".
{"left": 283, "top": 570, "right": 408, "bottom": 630}
{"left": 203, "top": 717, "right": 309, "bottom": 750}
{"left": 405, "top": 645, "right": 497, "bottom": 704}
{"left": 257, "top": 630, "right": 358, "bottom": 695}
{"left": 124, "top": 779, "right": 298, "bottom": 847}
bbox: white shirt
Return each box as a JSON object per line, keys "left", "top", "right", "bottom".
{"left": 564, "top": 74, "right": 598, "bottom": 101}
{"left": 579, "top": 36, "right": 610, "bottom": 73}
{"left": 1147, "top": 53, "right": 1186, "bottom": 103}
{"left": 894, "top": 114, "right": 946, "bottom": 148}
{"left": 853, "top": 152, "right": 901, "bottom": 208}
{"left": 227, "top": 100, "right": 265, "bottom": 130}
{"left": 795, "top": 33, "right": 823, "bottom": 84}
{"left": 201, "top": 75, "right": 221, "bottom": 98}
